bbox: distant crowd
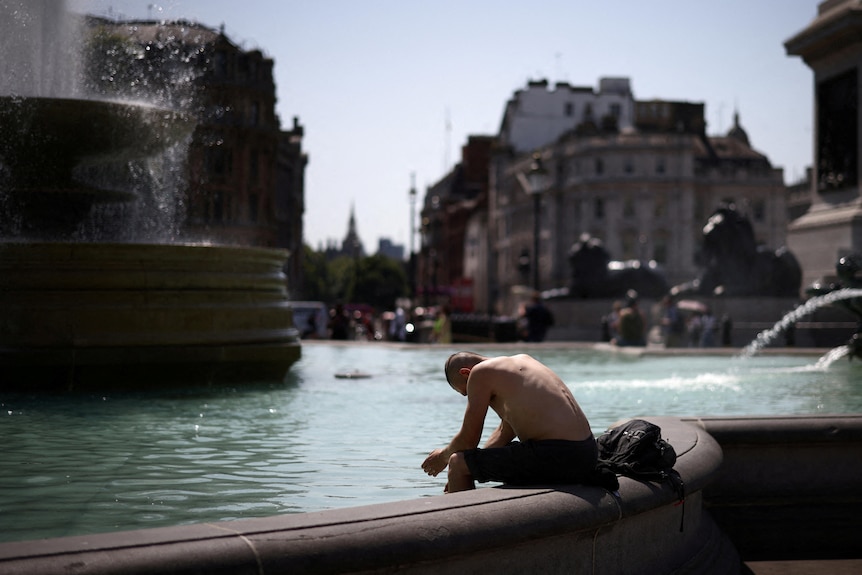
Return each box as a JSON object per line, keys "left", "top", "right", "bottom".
{"left": 602, "top": 292, "right": 730, "bottom": 348}
{"left": 301, "top": 291, "right": 727, "bottom": 348}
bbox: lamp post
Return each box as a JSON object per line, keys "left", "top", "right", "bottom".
{"left": 524, "top": 153, "right": 548, "bottom": 291}
{"left": 408, "top": 173, "right": 416, "bottom": 300}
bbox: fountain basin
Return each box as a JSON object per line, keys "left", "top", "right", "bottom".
{"left": 0, "top": 96, "right": 192, "bottom": 193}
{"left": 0, "top": 97, "right": 196, "bottom": 238}
{"left": 0, "top": 416, "right": 740, "bottom": 574}
{"left": 0, "top": 242, "right": 300, "bottom": 390}
{"left": 2, "top": 415, "right": 858, "bottom": 573}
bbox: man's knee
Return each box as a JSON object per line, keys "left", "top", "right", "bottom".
{"left": 448, "top": 451, "right": 468, "bottom": 473}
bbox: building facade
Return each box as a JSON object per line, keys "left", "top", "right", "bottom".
{"left": 471, "top": 79, "right": 788, "bottom": 315}
{"left": 418, "top": 135, "right": 493, "bottom": 311}
{"left": 84, "top": 17, "right": 306, "bottom": 285}
{"left": 498, "top": 78, "right": 635, "bottom": 153}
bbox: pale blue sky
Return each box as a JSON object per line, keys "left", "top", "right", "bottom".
{"left": 67, "top": 0, "right": 819, "bottom": 253}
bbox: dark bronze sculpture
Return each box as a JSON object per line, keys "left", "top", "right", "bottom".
{"left": 568, "top": 233, "right": 669, "bottom": 299}
{"left": 807, "top": 254, "right": 862, "bottom": 359}
{"left": 672, "top": 202, "right": 802, "bottom": 298}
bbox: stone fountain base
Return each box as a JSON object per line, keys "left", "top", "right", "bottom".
{"left": 0, "top": 242, "right": 301, "bottom": 390}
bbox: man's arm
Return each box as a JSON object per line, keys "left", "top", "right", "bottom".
{"left": 484, "top": 419, "right": 515, "bottom": 448}
{"left": 422, "top": 373, "right": 493, "bottom": 476}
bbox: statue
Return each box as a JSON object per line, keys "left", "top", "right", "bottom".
{"left": 568, "top": 233, "right": 668, "bottom": 299}
{"left": 672, "top": 202, "right": 801, "bottom": 298}
{"left": 806, "top": 253, "right": 862, "bottom": 359}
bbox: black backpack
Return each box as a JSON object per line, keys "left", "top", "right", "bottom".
{"left": 596, "top": 419, "right": 686, "bottom": 530}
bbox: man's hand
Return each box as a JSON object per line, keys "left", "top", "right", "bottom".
{"left": 422, "top": 448, "right": 450, "bottom": 476}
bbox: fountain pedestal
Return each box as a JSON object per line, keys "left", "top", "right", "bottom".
{"left": 0, "top": 243, "right": 300, "bottom": 390}
{"left": 0, "top": 97, "right": 300, "bottom": 390}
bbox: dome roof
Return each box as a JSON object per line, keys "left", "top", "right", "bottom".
{"left": 726, "top": 110, "right": 750, "bottom": 146}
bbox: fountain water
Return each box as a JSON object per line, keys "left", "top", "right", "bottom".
{"left": 0, "top": 1, "right": 300, "bottom": 390}
{"left": 740, "top": 288, "right": 862, "bottom": 358}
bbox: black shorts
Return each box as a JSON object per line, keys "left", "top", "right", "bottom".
{"left": 462, "top": 435, "right": 598, "bottom": 486}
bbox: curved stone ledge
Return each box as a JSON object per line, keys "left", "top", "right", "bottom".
{"left": 688, "top": 414, "right": 862, "bottom": 562}
{"left": 0, "top": 242, "right": 301, "bottom": 389}
{"left": 0, "top": 417, "right": 740, "bottom": 574}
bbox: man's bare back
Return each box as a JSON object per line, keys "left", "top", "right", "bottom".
{"left": 422, "top": 352, "right": 596, "bottom": 492}
{"left": 474, "top": 354, "right": 591, "bottom": 442}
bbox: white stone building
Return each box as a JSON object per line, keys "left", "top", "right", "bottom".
{"left": 478, "top": 79, "right": 789, "bottom": 315}
{"left": 498, "top": 78, "right": 635, "bottom": 153}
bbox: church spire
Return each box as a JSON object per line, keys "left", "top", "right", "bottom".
{"left": 341, "top": 203, "right": 364, "bottom": 258}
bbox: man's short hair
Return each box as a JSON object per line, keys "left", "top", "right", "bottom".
{"left": 444, "top": 351, "right": 484, "bottom": 386}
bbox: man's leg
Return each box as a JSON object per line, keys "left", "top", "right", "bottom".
{"left": 446, "top": 452, "right": 475, "bottom": 492}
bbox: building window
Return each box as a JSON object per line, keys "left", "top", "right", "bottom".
{"left": 753, "top": 199, "right": 765, "bottom": 222}
{"left": 213, "top": 51, "right": 227, "bottom": 78}
{"left": 249, "top": 194, "right": 259, "bottom": 222}
{"left": 653, "top": 233, "right": 668, "bottom": 264}
{"left": 624, "top": 157, "right": 634, "bottom": 174}
{"left": 594, "top": 197, "right": 605, "bottom": 219}
{"left": 621, "top": 230, "right": 637, "bottom": 260}
{"left": 212, "top": 190, "right": 223, "bottom": 223}
{"left": 654, "top": 193, "right": 667, "bottom": 218}
{"left": 565, "top": 102, "right": 574, "bottom": 117}
{"left": 249, "top": 149, "right": 259, "bottom": 184}
{"left": 656, "top": 157, "right": 666, "bottom": 174}
{"left": 818, "top": 67, "right": 858, "bottom": 191}
{"left": 610, "top": 103, "right": 621, "bottom": 119}
{"left": 623, "top": 195, "right": 636, "bottom": 218}
{"left": 206, "top": 146, "right": 233, "bottom": 178}
{"left": 595, "top": 158, "right": 604, "bottom": 175}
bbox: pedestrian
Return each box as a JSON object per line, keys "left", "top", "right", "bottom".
{"left": 328, "top": 303, "right": 350, "bottom": 340}
{"left": 522, "top": 292, "right": 555, "bottom": 342}
{"left": 431, "top": 304, "right": 452, "bottom": 344}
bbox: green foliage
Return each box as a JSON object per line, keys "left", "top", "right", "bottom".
{"left": 353, "top": 254, "right": 408, "bottom": 309}
{"left": 300, "top": 245, "right": 332, "bottom": 301}
{"left": 299, "top": 245, "right": 408, "bottom": 309}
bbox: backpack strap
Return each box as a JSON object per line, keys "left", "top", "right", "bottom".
{"left": 662, "top": 469, "right": 686, "bottom": 532}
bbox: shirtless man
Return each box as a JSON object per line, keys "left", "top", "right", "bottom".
{"left": 421, "top": 351, "right": 596, "bottom": 493}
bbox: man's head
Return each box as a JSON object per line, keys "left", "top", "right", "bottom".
{"left": 444, "top": 351, "right": 486, "bottom": 394}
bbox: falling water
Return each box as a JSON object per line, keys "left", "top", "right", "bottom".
{"left": 0, "top": 0, "right": 82, "bottom": 98}
{"left": 0, "top": 0, "right": 206, "bottom": 243}
{"left": 740, "top": 288, "right": 862, "bottom": 358}
{"left": 811, "top": 345, "right": 851, "bottom": 369}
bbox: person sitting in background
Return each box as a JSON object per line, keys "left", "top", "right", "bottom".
{"left": 660, "top": 295, "right": 685, "bottom": 348}
{"left": 613, "top": 290, "right": 646, "bottom": 347}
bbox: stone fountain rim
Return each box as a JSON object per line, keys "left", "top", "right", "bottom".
{"left": 0, "top": 241, "right": 291, "bottom": 265}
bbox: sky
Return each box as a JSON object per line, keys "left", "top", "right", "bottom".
{"left": 67, "top": 0, "right": 820, "bottom": 254}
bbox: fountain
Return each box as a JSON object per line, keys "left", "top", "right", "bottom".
{"left": 0, "top": 2, "right": 300, "bottom": 390}
{"left": 804, "top": 253, "right": 862, "bottom": 359}
{"left": 740, "top": 287, "right": 862, "bottom": 358}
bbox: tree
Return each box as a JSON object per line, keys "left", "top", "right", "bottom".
{"left": 299, "top": 245, "right": 408, "bottom": 309}
{"left": 299, "top": 245, "right": 332, "bottom": 301}
{"left": 353, "top": 254, "right": 408, "bottom": 310}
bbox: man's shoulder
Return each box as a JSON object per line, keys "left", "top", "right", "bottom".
{"left": 473, "top": 354, "right": 529, "bottom": 375}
